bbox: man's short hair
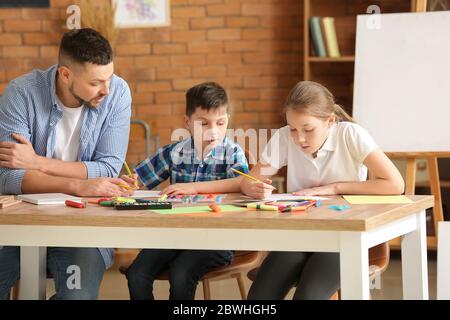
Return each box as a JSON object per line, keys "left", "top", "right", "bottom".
{"left": 59, "top": 28, "right": 113, "bottom": 66}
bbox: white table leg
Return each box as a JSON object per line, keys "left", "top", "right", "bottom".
{"left": 19, "top": 246, "right": 47, "bottom": 300}
{"left": 340, "top": 232, "right": 370, "bottom": 300}
{"left": 438, "top": 221, "right": 450, "bottom": 299}
{"left": 401, "top": 210, "right": 429, "bottom": 300}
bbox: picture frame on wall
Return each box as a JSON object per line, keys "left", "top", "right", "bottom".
{"left": 113, "top": 0, "right": 171, "bottom": 28}
{"left": 0, "top": 0, "right": 49, "bottom": 7}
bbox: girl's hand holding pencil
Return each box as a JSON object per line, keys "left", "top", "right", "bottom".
{"left": 231, "top": 168, "right": 276, "bottom": 200}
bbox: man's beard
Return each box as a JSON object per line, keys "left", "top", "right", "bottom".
{"left": 69, "top": 84, "right": 104, "bottom": 109}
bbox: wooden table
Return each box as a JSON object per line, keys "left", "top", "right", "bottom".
{"left": 0, "top": 195, "right": 434, "bottom": 300}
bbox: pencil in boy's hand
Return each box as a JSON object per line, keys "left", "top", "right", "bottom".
{"left": 123, "top": 161, "right": 133, "bottom": 176}
{"left": 230, "top": 168, "right": 277, "bottom": 190}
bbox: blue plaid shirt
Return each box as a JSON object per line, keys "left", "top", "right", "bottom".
{"left": 135, "top": 136, "right": 249, "bottom": 189}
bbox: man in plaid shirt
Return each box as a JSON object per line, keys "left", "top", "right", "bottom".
{"left": 123, "top": 82, "right": 249, "bottom": 300}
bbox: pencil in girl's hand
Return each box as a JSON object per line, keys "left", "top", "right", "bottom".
{"left": 230, "top": 168, "right": 277, "bottom": 190}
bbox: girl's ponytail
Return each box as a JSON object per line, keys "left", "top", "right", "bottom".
{"left": 334, "top": 104, "right": 354, "bottom": 122}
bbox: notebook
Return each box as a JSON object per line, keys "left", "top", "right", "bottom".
{"left": 17, "top": 193, "right": 81, "bottom": 205}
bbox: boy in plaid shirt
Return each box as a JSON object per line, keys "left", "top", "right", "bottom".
{"left": 124, "top": 82, "right": 249, "bottom": 300}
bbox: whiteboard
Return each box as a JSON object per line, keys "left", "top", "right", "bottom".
{"left": 353, "top": 12, "right": 450, "bottom": 152}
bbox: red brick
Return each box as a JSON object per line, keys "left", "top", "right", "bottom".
{"left": 22, "top": 9, "right": 60, "bottom": 20}
{"left": 207, "top": 28, "right": 241, "bottom": 41}
{"left": 207, "top": 53, "right": 241, "bottom": 65}
{"left": 153, "top": 43, "right": 186, "bottom": 55}
{"left": 224, "top": 40, "right": 259, "bottom": 52}
{"left": 114, "top": 57, "right": 135, "bottom": 69}
{"left": 3, "top": 46, "right": 39, "bottom": 58}
{"left": 0, "top": 58, "right": 24, "bottom": 71}
{"left": 0, "top": 33, "right": 22, "bottom": 45}
{"left": 23, "top": 58, "right": 56, "bottom": 69}
{"left": 50, "top": 0, "right": 73, "bottom": 8}
{"left": 191, "top": 17, "right": 224, "bottom": 29}
{"left": 214, "top": 77, "right": 242, "bottom": 88}
{"left": 156, "top": 67, "right": 191, "bottom": 80}
{"left": 242, "top": 29, "right": 275, "bottom": 40}
{"left": 228, "top": 65, "right": 262, "bottom": 76}
{"left": 116, "top": 44, "right": 150, "bottom": 56}
{"left": 172, "top": 6, "right": 206, "bottom": 18}
{"left": 135, "top": 29, "right": 171, "bottom": 43}
{"left": 171, "top": 30, "right": 206, "bottom": 42}
{"left": 0, "top": 83, "right": 8, "bottom": 95}
{"left": 172, "top": 79, "right": 208, "bottom": 91}
{"left": 226, "top": 17, "right": 260, "bottom": 27}
{"left": 23, "top": 32, "right": 60, "bottom": 45}
{"left": 118, "top": 68, "right": 155, "bottom": 81}
{"left": 171, "top": 55, "right": 206, "bottom": 66}
{"left": 131, "top": 93, "right": 154, "bottom": 105}
{"left": 244, "top": 76, "right": 278, "bottom": 88}
{"left": 155, "top": 92, "right": 186, "bottom": 104}
{"left": 207, "top": 3, "right": 241, "bottom": 16}
{"left": 42, "top": 20, "right": 65, "bottom": 33}
{"left": 137, "top": 104, "right": 173, "bottom": 116}
{"left": 40, "top": 45, "right": 59, "bottom": 58}
{"left": 192, "top": 66, "right": 226, "bottom": 78}
{"left": 135, "top": 56, "right": 170, "bottom": 67}
{"left": 243, "top": 53, "right": 275, "bottom": 64}
{"left": 137, "top": 81, "right": 172, "bottom": 93}
{"left": 0, "top": 9, "right": 22, "bottom": 20}
{"left": 244, "top": 101, "right": 276, "bottom": 111}
{"left": 4, "top": 20, "right": 41, "bottom": 32}
{"left": 188, "top": 42, "right": 223, "bottom": 54}
{"left": 228, "top": 89, "right": 260, "bottom": 100}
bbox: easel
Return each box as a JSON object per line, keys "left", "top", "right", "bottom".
{"left": 387, "top": 0, "right": 446, "bottom": 250}
{"left": 412, "top": 0, "right": 428, "bottom": 12}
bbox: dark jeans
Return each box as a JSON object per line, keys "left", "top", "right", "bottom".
{"left": 247, "top": 251, "right": 340, "bottom": 300}
{"left": 126, "top": 249, "right": 233, "bottom": 300}
{"left": 0, "top": 246, "right": 106, "bottom": 300}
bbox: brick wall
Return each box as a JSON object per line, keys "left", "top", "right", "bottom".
{"left": 0, "top": 0, "right": 302, "bottom": 165}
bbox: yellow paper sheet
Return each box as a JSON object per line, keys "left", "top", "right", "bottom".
{"left": 343, "top": 195, "right": 413, "bottom": 204}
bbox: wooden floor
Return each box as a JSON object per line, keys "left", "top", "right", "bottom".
{"left": 40, "top": 255, "right": 437, "bottom": 300}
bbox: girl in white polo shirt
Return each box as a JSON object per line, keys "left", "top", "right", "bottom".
{"left": 242, "top": 81, "right": 404, "bottom": 300}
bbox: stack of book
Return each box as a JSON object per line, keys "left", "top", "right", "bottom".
{"left": 309, "top": 16, "right": 341, "bottom": 58}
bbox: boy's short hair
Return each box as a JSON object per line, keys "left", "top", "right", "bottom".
{"left": 59, "top": 28, "right": 113, "bottom": 67}
{"left": 186, "top": 82, "right": 228, "bottom": 117}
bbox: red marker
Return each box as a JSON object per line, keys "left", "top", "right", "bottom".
{"left": 65, "top": 200, "right": 86, "bottom": 209}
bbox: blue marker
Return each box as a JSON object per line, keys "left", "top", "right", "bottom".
{"left": 328, "top": 205, "right": 349, "bottom": 211}
{"left": 215, "top": 195, "right": 224, "bottom": 204}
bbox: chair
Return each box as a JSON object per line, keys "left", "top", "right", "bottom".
{"left": 246, "top": 242, "right": 390, "bottom": 300}
{"left": 118, "top": 250, "right": 267, "bottom": 300}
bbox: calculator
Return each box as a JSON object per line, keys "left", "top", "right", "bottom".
{"left": 114, "top": 201, "right": 172, "bottom": 210}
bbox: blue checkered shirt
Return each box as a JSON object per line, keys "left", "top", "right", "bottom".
{"left": 135, "top": 137, "right": 249, "bottom": 189}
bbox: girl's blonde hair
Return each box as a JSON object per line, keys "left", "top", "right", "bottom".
{"left": 283, "top": 81, "right": 353, "bottom": 122}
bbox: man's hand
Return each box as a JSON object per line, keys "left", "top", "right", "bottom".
{"left": 0, "top": 133, "right": 40, "bottom": 170}
{"left": 75, "top": 177, "right": 135, "bottom": 197}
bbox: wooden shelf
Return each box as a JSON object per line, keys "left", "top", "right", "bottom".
{"left": 307, "top": 56, "right": 355, "bottom": 62}
{"left": 303, "top": 0, "right": 413, "bottom": 110}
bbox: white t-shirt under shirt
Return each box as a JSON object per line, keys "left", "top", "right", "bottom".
{"left": 53, "top": 98, "right": 85, "bottom": 161}
{"left": 261, "top": 122, "right": 379, "bottom": 193}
